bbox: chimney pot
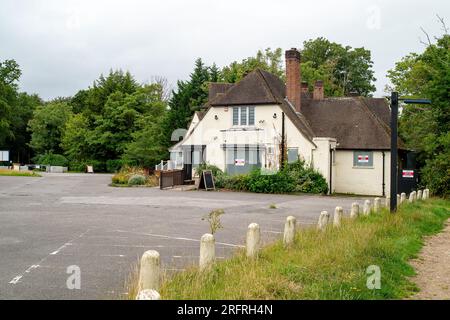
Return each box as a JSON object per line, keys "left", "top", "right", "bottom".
{"left": 301, "top": 81, "right": 309, "bottom": 93}
{"left": 313, "top": 80, "right": 324, "bottom": 100}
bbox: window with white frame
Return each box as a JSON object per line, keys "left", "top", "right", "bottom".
{"left": 232, "top": 106, "right": 255, "bottom": 126}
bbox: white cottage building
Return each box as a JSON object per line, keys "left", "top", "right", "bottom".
{"left": 168, "top": 48, "right": 404, "bottom": 196}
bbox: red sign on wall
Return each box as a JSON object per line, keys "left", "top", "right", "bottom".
{"left": 402, "top": 170, "right": 414, "bottom": 178}
{"left": 358, "top": 155, "right": 369, "bottom": 163}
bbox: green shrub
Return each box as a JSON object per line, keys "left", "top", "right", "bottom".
{"left": 36, "top": 153, "right": 69, "bottom": 167}
{"left": 128, "top": 174, "right": 146, "bottom": 186}
{"left": 106, "top": 159, "right": 137, "bottom": 173}
{"left": 284, "top": 161, "right": 328, "bottom": 194}
{"left": 215, "top": 161, "right": 327, "bottom": 194}
{"left": 247, "top": 169, "right": 295, "bottom": 194}
{"left": 112, "top": 173, "right": 129, "bottom": 185}
{"left": 68, "top": 159, "right": 106, "bottom": 172}
{"left": 195, "top": 163, "right": 223, "bottom": 178}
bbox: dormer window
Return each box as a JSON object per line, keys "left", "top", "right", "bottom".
{"left": 232, "top": 106, "right": 255, "bottom": 126}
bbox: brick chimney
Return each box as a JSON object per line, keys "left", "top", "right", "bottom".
{"left": 313, "top": 80, "right": 324, "bottom": 100}
{"left": 285, "top": 48, "right": 301, "bottom": 112}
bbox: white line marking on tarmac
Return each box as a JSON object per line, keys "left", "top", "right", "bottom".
{"left": 115, "top": 229, "right": 244, "bottom": 248}
{"left": 8, "top": 229, "right": 90, "bottom": 285}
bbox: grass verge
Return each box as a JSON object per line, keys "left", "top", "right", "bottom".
{"left": 0, "top": 169, "right": 41, "bottom": 177}
{"left": 156, "top": 198, "right": 449, "bottom": 300}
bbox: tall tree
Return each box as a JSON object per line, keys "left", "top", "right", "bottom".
{"left": 301, "top": 37, "right": 376, "bottom": 96}
{"left": 28, "top": 101, "right": 73, "bottom": 155}
{"left": 387, "top": 22, "right": 449, "bottom": 197}
{"left": 0, "top": 59, "right": 21, "bottom": 146}
{"left": 161, "top": 58, "right": 214, "bottom": 149}
{"left": 221, "top": 48, "right": 284, "bottom": 83}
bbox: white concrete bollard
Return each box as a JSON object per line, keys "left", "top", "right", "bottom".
{"left": 333, "top": 207, "right": 343, "bottom": 227}
{"left": 317, "top": 211, "right": 330, "bottom": 231}
{"left": 136, "top": 289, "right": 161, "bottom": 300}
{"left": 199, "top": 233, "right": 215, "bottom": 270}
{"left": 350, "top": 202, "right": 359, "bottom": 219}
{"left": 397, "top": 194, "right": 400, "bottom": 208}
{"left": 423, "top": 189, "right": 428, "bottom": 199}
{"left": 400, "top": 193, "right": 406, "bottom": 204}
{"left": 138, "top": 250, "right": 161, "bottom": 292}
{"left": 246, "top": 223, "right": 260, "bottom": 258}
{"left": 417, "top": 190, "right": 422, "bottom": 200}
{"left": 374, "top": 198, "right": 381, "bottom": 213}
{"left": 424, "top": 189, "right": 430, "bottom": 199}
{"left": 408, "top": 191, "right": 415, "bottom": 203}
{"left": 283, "top": 216, "right": 296, "bottom": 247}
{"left": 385, "top": 196, "right": 390, "bottom": 208}
{"left": 363, "top": 200, "right": 371, "bottom": 216}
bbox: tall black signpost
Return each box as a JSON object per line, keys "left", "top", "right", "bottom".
{"left": 390, "top": 92, "right": 399, "bottom": 212}
{"left": 389, "top": 92, "right": 431, "bottom": 213}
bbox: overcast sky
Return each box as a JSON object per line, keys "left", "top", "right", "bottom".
{"left": 1, "top": 0, "right": 448, "bottom": 100}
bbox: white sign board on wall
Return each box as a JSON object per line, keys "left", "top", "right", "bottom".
{"left": 0, "top": 151, "right": 9, "bottom": 162}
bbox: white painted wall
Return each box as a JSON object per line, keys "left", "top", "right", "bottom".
{"left": 311, "top": 137, "right": 336, "bottom": 194}
{"left": 333, "top": 150, "right": 390, "bottom": 196}
{"left": 181, "top": 104, "right": 316, "bottom": 172}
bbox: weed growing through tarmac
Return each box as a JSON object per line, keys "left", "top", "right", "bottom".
{"left": 202, "top": 209, "right": 224, "bottom": 235}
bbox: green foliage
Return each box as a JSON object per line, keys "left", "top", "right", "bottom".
{"left": 215, "top": 161, "right": 328, "bottom": 194}
{"left": 111, "top": 172, "right": 129, "bottom": 185}
{"left": 0, "top": 59, "right": 41, "bottom": 163}
{"left": 215, "top": 174, "right": 250, "bottom": 191}
{"left": 387, "top": 28, "right": 449, "bottom": 197}
{"left": 195, "top": 163, "right": 224, "bottom": 178}
{"left": 161, "top": 58, "right": 216, "bottom": 150}
{"left": 221, "top": 48, "right": 284, "bottom": 83}
{"left": 420, "top": 132, "right": 450, "bottom": 198}
{"left": 301, "top": 37, "right": 376, "bottom": 96}
{"left": 59, "top": 73, "right": 168, "bottom": 171}
{"left": 106, "top": 159, "right": 136, "bottom": 173}
{"left": 284, "top": 161, "right": 329, "bottom": 193}
{"left": 246, "top": 169, "right": 295, "bottom": 194}
{"left": 128, "top": 174, "right": 146, "bottom": 186}
{"left": 36, "top": 153, "right": 69, "bottom": 166}
{"left": 202, "top": 209, "right": 224, "bottom": 235}
{"left": 28, "top": 101, "right": 72, "bottom": 155}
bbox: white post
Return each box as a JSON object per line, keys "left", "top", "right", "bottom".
{"left": 138, "top": 250, "right": 161, "bottom": 292}
{"left": 350, "top": 202, "right": 359, "bottom": 219}
{"left": 199, "top": 233, "right": 215, "bottom": 270}
{"left": 363, "top": 200, "right": 371, "bottom": 216}
{"left": 374, "top": 198, "right": 381, "bottom": 213}
{"left": 417, "top": 190, "right": 422, "bottom": 200}
{"left": 317, "top": 211, "right": 330, "bottom": 231}
{"left": 333, "top": 206, "right": 343, "bottom": 227}
{"left": 246, "top": 223, "right": 260, "bottom": 258}
{"left": 423, "top": 189, "right": 427, "bottom": 199}
{"left": 385, "top": 196, "right": 390, "bottom": 208}
{"left": 397, "top": 194, "right": 400, "bottom": 208}
{"left": 400, "top": 193, "right": 406, "bottom": 204}
{"left": 408, "top": 192, "right": 414, "bottom": 203}
{"left": 283, "top": 216, "right": 296, "bottom": 247}
{"left": 136, "top": 289, "right": 161, "bottom": 300}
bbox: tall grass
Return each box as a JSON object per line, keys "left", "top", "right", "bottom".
{"left": 157, "top": 199, "right": 449, "bottom": 300}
